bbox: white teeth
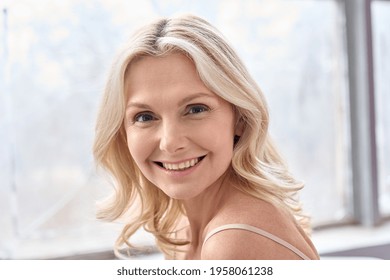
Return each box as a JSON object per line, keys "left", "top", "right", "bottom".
{"left": 162, "top": 158, "right": 200, "bottom": 171}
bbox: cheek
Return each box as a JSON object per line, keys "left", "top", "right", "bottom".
{"left": 196, "top": 119, "right": 235, "bottom": 155}
{"left": 126, "top": 131, "right": 152, "bottom": 167}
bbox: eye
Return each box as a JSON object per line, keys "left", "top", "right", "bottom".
{"left": 134, "top": 112, "right": 156, "bottom": 123}
{"left": 186, "top": 104, "right": 210, "bottom": 115}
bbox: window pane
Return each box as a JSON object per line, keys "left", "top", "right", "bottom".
{"left": 221, "top": 0, "right": 352, "bottom": 225}
{"left": 372, "top": 1, "right": 390, "bottom": 217}
{"left": 0, "top": 0, "right": 125, "bottom": 259}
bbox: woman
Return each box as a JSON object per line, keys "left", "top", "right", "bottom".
{"left": 93, "top": 14, "right": 319, "bottom": 260}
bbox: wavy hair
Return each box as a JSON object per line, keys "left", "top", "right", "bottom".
{"left": 93, "top": 14, "right": 310, "bottom": 258}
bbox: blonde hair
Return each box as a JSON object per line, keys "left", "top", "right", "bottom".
{"left": 93, "top": 14, "right": 310, "bottom": 258}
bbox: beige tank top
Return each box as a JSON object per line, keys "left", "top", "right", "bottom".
{"left": 203, "top": 223, "right": 311, "bottom": 260}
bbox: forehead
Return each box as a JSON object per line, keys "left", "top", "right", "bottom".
{"left": 125, "top": 53, "right": 213, "bottom": 100}
{"left": 126, "top": 53, "right": 197, "bottom": 84}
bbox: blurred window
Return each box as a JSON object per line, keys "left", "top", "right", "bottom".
{"left": 372, "top": 1, "right": 390, "bottom": 216}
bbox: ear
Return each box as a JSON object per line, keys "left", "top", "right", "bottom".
{"left": 234, "top": 117, "right": 244, "bottom": 137}
{"left": 233, "top": 117, "right": 244, "bottom": 147}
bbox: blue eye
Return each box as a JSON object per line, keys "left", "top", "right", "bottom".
{"left": 187, "top": 105, "right": 209, "bottom": 115}
{"left": 134, "top": 112, "right": 155, "bottom": 123}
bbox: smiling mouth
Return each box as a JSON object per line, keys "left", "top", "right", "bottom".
{"left": 154, "top": 156, "right": 206, "bottom": 171}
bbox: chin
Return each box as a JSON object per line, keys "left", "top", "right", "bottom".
{"left": 162, "top": 187, "right": 202, "bottom": 201}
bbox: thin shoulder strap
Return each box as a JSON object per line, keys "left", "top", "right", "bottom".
{"left": 203, "top": 224, "right": 310, "bottom": 260}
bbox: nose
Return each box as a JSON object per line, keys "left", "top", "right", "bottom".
{"left": 159, "top": 120, "right": 187, "bottom": 154}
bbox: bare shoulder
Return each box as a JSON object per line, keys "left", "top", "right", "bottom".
{"left": 212, "top": 190, "right": 295, "bottom": 237}
{"left": 202, "top": 191, "right": 319, "bottom": 260}
{"left": 201, "top": 225, "right": 302, "bottom": 260}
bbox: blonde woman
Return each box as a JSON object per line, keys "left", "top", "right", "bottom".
{"left": 93, "top": 14, "right": 319, "bottom": 260}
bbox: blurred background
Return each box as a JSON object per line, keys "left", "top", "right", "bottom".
{"left": 0, "top": 0, "right": 389, "bottom": 259}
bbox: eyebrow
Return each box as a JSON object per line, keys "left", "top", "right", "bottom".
{"left": 178, "top": 92, "right": 217, "bottom": 107}
{"left": 126, "top": 102, "right": 152, "bottom": 111}
{"left": 126, "top": 92, "right": 217, "bottom": 111}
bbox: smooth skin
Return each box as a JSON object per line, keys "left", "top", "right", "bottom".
{"left": 125, "top": 53, "right": 319, "bottom": 260}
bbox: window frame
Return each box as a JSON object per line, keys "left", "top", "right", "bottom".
{"left": 343, "top": 0, "right": 386, "bottom": 227}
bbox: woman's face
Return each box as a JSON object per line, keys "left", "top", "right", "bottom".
{"left": 124, "top": 53, "right": 237, "bottom": 200}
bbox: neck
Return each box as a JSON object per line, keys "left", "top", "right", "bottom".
{"left": 181, "top": 172, "right": 232, "bottom": 246}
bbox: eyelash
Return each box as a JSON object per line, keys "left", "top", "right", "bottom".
{"left": 133, "top": 112, "right": 156, "bottom": 123}
{"left": 185, "top": 104, "right": 210, "bottom": 115}
{"left": 131, "top": 104, "right": 210, "bottom": 124}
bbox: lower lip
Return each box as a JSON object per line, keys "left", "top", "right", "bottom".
{"left": 156, "top": 158, "right": 204, "bottom": 178}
